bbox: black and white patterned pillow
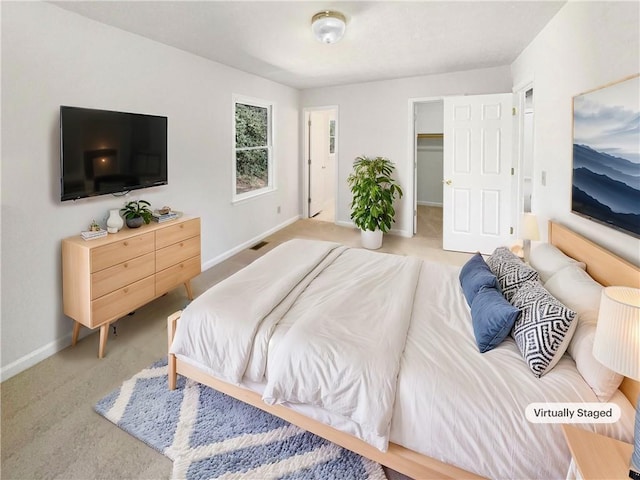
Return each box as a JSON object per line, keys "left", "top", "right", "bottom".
{"left": 486, "top": 247, "right": 539, "bottom": 302}
{"left": 511, "top": 280, "right": 577, "bottom": 377}
{"left": 485, "top": 246, "right": 519, "bottom": 272}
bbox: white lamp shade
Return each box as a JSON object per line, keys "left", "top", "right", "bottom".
{"left": 311, "top": 11, "right": 346, "bottom": 44}
{"left": 593, "top": 286, "right": 640, "bottom": 380}
{"left": 521, "top": 213, "right": 540, "bottom": 241}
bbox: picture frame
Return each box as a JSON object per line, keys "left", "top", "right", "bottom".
{"left": 572, "top": 74, "right": 640, "bottom": 238}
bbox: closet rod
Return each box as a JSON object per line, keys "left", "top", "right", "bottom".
{"left": 417, "top": 133, "right": 443, "bottom": 139}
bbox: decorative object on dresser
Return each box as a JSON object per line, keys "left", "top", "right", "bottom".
{"left": 120, "top": 200, "right": 153, "bottom": 228}
{"left": 592, "top": 286, "right": 640, "bottom": 479}
{"left": 62, "top": 216, "right": 201, "bottom": 358}
{"left": 81, "top": 220, "right": 107, "bottom": 241}
{"left": 152, "top": 206, "right": 180, "bottom": 223}
{"left": 347, "top": 155, "right": 403, "bottom": 250}
{"left": 106, "top": 209, "right": 124, "bottom": 233}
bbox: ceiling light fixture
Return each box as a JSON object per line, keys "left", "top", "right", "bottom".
{"left": 311, "top": 11, "right": 346, "bottom": 44}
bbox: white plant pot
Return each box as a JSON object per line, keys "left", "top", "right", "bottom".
{"left": 361, "top": 229, "right": 383, "bottom": 250}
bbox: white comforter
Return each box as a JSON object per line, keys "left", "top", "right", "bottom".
{"left": 171, "top": 239, "right": 422, "bottom": 450}
{"left": 170, "top": 239, "right": 344, "bottom": 384}
{"left": 170, "top": 239, "right": 635, "bottom": 479}
{"left": 263, "top": 247, "right": 422, "bottom": 449}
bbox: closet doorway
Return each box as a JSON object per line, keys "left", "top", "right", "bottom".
{"left": 413, "top": 100, "right": 444, "bottom": 242}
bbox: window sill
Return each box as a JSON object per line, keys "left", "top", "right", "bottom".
{"left": 231, "top": 187, "right": 277, "bottom": 205}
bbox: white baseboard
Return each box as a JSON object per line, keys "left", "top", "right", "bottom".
{"left": 1, "top": 330, "right": 79, "bottom": 382}
{"left": 417, "top": 201, "right": 443, "bottom": 207}
{"left": 335, "top": 220, "right": 355, "bottom": 229}
{"left": 201, "top": 214, "right": 300, "bottom": 271}
{"left": 1, "top": 214, "right": 302, "bottom": 383}
{"left": 334, "top": 220, "right": 412, "bottom": 238}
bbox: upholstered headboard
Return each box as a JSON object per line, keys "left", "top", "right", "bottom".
{"left": 548, "top": 221, "right": 639, "bottom": 404}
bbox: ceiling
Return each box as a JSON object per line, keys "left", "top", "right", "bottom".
{"left": 53, "top": 1, "right": 566, "bottom": 90}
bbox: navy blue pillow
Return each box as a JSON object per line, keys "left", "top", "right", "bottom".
{"left": 471, "top": 285, "right": 520, "bottom": 353}
{"left": 459, "top": 253, "right": 498, "bottom": 306}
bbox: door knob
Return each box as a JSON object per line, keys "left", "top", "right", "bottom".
{"left": 443, "top": 179, "right": 452, "bottom": 185}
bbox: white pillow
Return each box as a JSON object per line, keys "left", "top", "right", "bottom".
{"left": 544, "top": 265, "right": 623, "bottom": 400}
{"left": 529, "top": 243, "right": 586, "bottom": 284}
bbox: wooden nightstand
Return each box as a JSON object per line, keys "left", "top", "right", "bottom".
{"left": 562, "top": 424, "right": 633, "bottom": 480}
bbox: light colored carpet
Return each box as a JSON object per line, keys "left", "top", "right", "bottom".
{"left": 1, "top": 219, "right": 471, "bottom": 480}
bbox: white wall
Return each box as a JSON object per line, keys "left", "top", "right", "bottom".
{"left": 301, "top": 67, "right": 512, "bottom": 235}
{"left": 512, "top": 1, "right": 640, "bottom": 264}
{"left": 0, "top": 2, "right": 300, "bottom": 378}
{"left": 416, "top": 101, "right": 444, "bottom": 134}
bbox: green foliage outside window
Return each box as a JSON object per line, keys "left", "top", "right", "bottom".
{"left": 235, "top": 103, "right": 270, "bottom": 194}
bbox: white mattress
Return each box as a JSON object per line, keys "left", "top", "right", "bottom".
{"left": 173, "top": 245, "right": 635, "bottom": 480}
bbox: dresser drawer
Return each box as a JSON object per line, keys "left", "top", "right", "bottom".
{"left": 155, "top": 218, "right": 200, "bottom": 249}
{"left": 90, "top": 276, "right": 156, "bottom": 327}
{"left": 91, "top": 252, "right": 155, "bottom": 300}
{"left": 91, "top": 232, "right": 155, "bottom": 272}
{"left": 156, "top": 236, "right": 200, "bottom": 272}
{"left": 156, "top": 255, "right": 201, "bottom": 295}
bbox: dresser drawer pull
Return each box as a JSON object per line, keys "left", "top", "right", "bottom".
{"left": 124, "top": 263, "right": 128, "bottom": 268}
{"left": 180, "top": 242, "right": 184, "bottom": 247}
{"left": 180, "top": 264, "right": 184, "bottom": 269}
{"left": 123, "top": 288, "right": 129, "bottom": 294}
{"left": 124, "top": 241, "right": 129, "bottom": 247}
{"left": 180, "top": 224, "right": 184, "bottom": 229}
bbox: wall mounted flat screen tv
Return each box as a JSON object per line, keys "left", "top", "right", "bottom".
{"left": 60, "top": 106, "right": 168, "bottom": 201}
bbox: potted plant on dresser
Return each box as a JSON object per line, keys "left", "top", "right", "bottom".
{"left": 347, "top": 155, "right": 403, "bottom": 249}
{"left": 120, "top": 200, "right": 153, "bottom": 228}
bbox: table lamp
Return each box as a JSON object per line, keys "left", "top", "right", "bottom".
{"left": 593, "top": 286, "right": 640, "bottom": 479}
{"left": 521, "top": 213, "right": 540, "bottom": 263}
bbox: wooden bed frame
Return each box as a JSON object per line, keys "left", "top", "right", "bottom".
{"left": 167, "top": 221, "right": 639, "bottom": 479}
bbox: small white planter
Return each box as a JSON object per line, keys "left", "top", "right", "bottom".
{"left": 361, "top": 229, "right": 383, "bottom": 250}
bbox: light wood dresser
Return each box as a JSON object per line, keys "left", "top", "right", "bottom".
{"left": 62, "top": 216, "right": 201, "bottom": 357}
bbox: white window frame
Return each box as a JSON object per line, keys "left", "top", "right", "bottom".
{"left": 232, "top": 94, "right": 276, "bottom": 203}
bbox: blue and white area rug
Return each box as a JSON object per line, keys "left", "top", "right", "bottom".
{"left": 95, "top": 360, "right": 386, "bottom": 480}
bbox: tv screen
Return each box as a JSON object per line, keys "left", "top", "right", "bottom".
{"left": 60, "top": 106, "right": 168, "bottom": 201}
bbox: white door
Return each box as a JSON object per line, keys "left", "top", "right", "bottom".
{"left": 442, "top": 93, "right": 514, "bottom": 254}
{"left": 308, "top": 111, "right": 328, "bottom": 217}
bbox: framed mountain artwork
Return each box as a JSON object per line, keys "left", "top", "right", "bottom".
{"left": 572, "top": 74, "right": 640, "bottom": 238}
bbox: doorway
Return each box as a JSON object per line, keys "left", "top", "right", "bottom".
{"left": 304, "top": 107, "right": 338, "bottom": 223}
{"left": 410, "top": 93, "right": 515, "bottom": 253}
{"left": 413, "top": 100, "right": 444, "bottom": 243}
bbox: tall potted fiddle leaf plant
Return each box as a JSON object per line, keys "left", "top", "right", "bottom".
{"left": 347, "top": 155, "right": 403, "bottom": 249}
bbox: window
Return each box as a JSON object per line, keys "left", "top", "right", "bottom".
{"left": 233, "top": 96, "right": 274, "bottom": 201}
{"left": 329, "top": 119, "right": 336, "bottom": 154}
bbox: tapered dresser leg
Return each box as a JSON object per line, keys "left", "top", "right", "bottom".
{"left": 184, "top": 280, "right": 194, "bottom": 301}
{"left": 98, "top": 323, "right": 109, "bottom": 358}
{"left": 71, "top": 322, "right": 81, "bottom": 346}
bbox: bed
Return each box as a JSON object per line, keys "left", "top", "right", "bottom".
{"left": 167, "top": 221, "right": 639, "bottom": 479}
